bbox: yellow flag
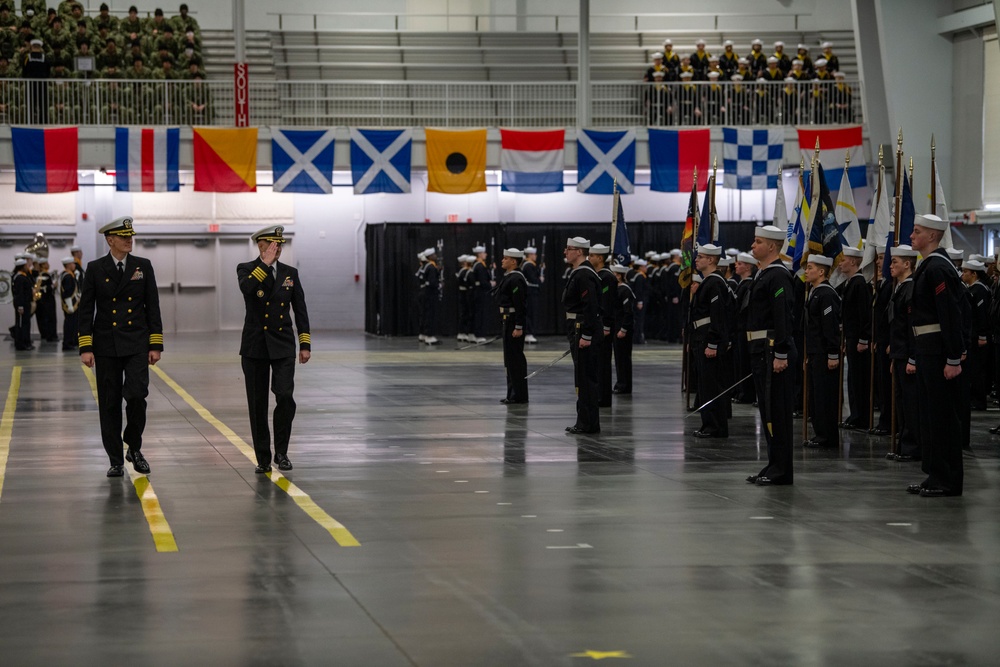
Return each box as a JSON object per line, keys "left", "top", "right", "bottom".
{"left": 426, "top": 128, "right": 487, "bottom": 194}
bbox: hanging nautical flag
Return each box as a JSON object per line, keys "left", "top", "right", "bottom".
{"left": 193, "top": 127, "right": 257, "bottom": 192}
{"left": 773, "top": 168, "right": 788, "bottom": 236}
{"left": 806, "top": 161, "right": 843, "bottom": 271}
{"left": 678, "top": 178, "right": 698, "bottom": 289}
{"left": 576, "top": 129, "right": 636, "bottom": 194}
{"left": 350, "top": 128, "right": 412, "bottom": 194}
{"left": 425, "top": 128, "right": 487, "bottom": 194}
{"left": 499, "top": 128, "right": 564, "bottom": 193}
{"left": 12, "top": 126, "right": 79, "bottom": 193}
{"left": 881, "top": 176, "right": 916, "bottom": 279}
{"left": 696, "top": 170, "right": 719, "bottom": 246}
{"left": 114, "top": 127, "right": 180, "bottom": 193}
{"left": 610, "top": 186, "right": 630, "bottom": 267}
{"left": 648, "top": 128, "right": 708, "bottom": 192}
{"left": 270, "top": 128, "right": 335, "bottom": 194}
{"left": 835, "top": 163, "right": 862, "bottom": 250}
{"left": 860, "top": 166, "right": 890, "bottom": 280}
{"left": 797, "top": 125, "right": 868, "bottom": 215}
{"left": 721, "top": 127, "right": 783, "bottom": 190}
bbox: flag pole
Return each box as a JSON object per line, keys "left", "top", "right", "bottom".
{"left": 684, "top": 166, "right": 698, "bottom": 410}
{"left": 610, "top": 178, "right": 619, "bottom": 261}
{"left": 908, "top": 156, "right": 914, "bottom": 195}
{"left": 930, "top": 134, "right": 937, "bottom": 214}
{"left": 885, "top": 129, "right": 904, "bottom": 446}
{"left": 710, "top": 156, "right": 718, "bottom": 242}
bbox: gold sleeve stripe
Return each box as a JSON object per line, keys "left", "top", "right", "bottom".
{"left": 78, "top": 335, "right": 93, "bottom": 345}
{"left": 251, "top": 267, "right": 267, "bottom": 282}
{"left": 298, "top": 334, "right": 311, "bottom": 343}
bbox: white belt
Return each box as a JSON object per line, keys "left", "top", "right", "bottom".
{"left": 499, "top": 307, "right": 516, "bottom": 313}
{"left": 746, "top": 329, "right": 768, "bottom": 341}
{"left": 693, "top": 317, "right": 711, "bottom": 329}
{"left": 912, "top": 324, "right": 942, "bottom": 336}
{"left": 566, "top": 312, "right": 578, "bottom": 320}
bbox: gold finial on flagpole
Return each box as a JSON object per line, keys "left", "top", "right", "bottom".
{"left": 712, "top": 155, "right": 718, "bottom": 178}
{"left": 878, "top": 144, "right": 884, "bottom": 166}
{"left": 845, "top": 149, "right": 850, "bottom": 167}
{"left": 897, "top": 127, "right": 903, "bottom": 149}
{"left": 799, "top": 157, "right": 804, "bottom": 172}
{"left": 693, "top": 165, "right": 698, "bottom": 183}
{"left": 931, "top": 134, "right": 936, "bottom": 159}
{"left": 909, "top": 156, "right": 914, "bottom": 179}
{"left": 813, "top": 136, "right": 821, "bottom": 162}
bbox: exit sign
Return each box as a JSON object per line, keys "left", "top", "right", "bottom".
{"left": 208, "top": 223, "right": 220, "bottom": 233}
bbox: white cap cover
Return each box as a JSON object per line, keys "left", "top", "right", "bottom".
{"left": 756, "top": 225, "right": 786, "bottom": 241}
{"left": 891, "top": 244, "right": 918, "bottom": 258}
{"left": 962, "top": 259, "right": 986, "bottom": 272}
{"left": 567, "top": 237, "right": 590, "bottom": 249}
{"left": 945, "top": 248, "right": 964, "bottom": 260}
{"left": 610, "top": 263, "right": 629, "bottom": 274}
{"left": 808, "top": 254, "right": 833, "bottom": 267}
{"left": 503, "top": 248, "right": 524, "bottom": 259}
{"left": 523, "top": 246, "right": 537, "bottom": 254}
{"left": 842, "top": 247, "right": 864, "bottom": 258}
{"left": 914, "top": 213, "right": 949, "bottom": 231}
{"left": 697, "top": 243, "right": 722, "bottom": 256}
{"left": 590, "top": 244, "right": 611, "bottom": 255}
{"left": 472, "top": 245, "right": 486, "bottom": 253}
{"left": 736, "top": 252, "right": 757, "bottom": 265}
{"left": 61, "top": 256, "right": 75, "bottom": 265}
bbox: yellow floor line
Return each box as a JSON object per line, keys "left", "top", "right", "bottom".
{"left": 82, "top": 365, "right": 179, "bottom": 553}
{"left": 151, "top": 365, "right": 360, "bottom": 547}
{"left": 0, "top": 367, "right": 22, "bottom": 502}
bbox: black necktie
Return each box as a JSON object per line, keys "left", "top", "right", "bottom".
{"left": 117, "top": 261, "right": 124, "bottom": 280}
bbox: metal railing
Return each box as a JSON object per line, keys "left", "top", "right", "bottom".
{"left": 0, "top": 79, "right": 861, "bottom": 128}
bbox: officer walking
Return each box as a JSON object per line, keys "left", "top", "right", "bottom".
{"left": 562, "top": 237, "right": 603, "bottom": 435}
{"left": 237, "top": 225, "right": 311, "bottom": 474}
{"left": 802, "top": 254, "right": 841, "bottom": 448}
{"left": 745, "top": 226, "right": 796, "bottom": 486}
{"left": 77, "top": 217, "right": 162, "bottom": 477}
{"left": 906, "top": 214, "right": 964, "bottom": 497}
{"left": 494, "top": 248, "right": 528, "bottom": 404}
{"left": 59, "top": 255, "right": 80, "bottom": 351}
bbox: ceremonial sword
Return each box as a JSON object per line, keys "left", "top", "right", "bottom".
{"left": 525, "top": 348, "right": 572, "bottom": 379}
{"left": 684, "top": 372, "right": 754, "bottom": 418}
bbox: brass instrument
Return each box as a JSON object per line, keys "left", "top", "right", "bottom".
{"left": 24, "top": 233, "right": 50, "bottom": 313}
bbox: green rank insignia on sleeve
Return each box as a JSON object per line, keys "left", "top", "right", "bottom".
{"left": 774, "top": 287, "right": 785, "bottom": 297}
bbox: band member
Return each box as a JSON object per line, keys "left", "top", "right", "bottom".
{"left": 802, "top": 254, "right": 841, "bottom": 448}
{"left": 237, "top": 225, "right": 311, "bottom": 474}
{"left": 11, "top": 255, "right": 34, "bottom": 351}
{"left": 78, "top": 217, "right": 163, "bottom": 477}
{"left": 906, "top": 214, "right": 964, "bottom": 497}
{"left": 494, "top": 248, "right": 528, "bottom": 404}
{"left": 59, "top": 255, "right": 81, "bottom": 351}
{"left": 34, "top": 258, "right": 59, "bottom": 342}
{"left": 690, "top": 244, "right": 733, "bottom": 438}
{"left": 562, "top": 237, "right": 603, "bottom": 435}
{"left": 611, "top": 263, "right": 635, "bottom": 394}
{"left": 745, "top": 226, "right": 796, "bottom": 486}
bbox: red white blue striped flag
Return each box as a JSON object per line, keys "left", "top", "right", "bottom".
{"left": 115, "top": 127, "right": 180, "bottom": 192}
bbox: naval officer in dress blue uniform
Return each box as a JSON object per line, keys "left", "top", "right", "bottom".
{"left": 237, "top": 225, "right": 311, "bottom": 474}
{"left": 78, "top": 217, "right": 163, "bottom": 477}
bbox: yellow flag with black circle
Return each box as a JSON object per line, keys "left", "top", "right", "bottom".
{"left": 425, "top": 128, "right": 487, "bottom": 194}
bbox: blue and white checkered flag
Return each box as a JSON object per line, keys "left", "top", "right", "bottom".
{"left": 722, "top": 127, "right": 784, "bottom": 190}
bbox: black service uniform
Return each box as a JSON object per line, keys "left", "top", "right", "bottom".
{"left": 237, "top": 258, "right": 311, "bottom": 469}
{"left": 521, "top": 258, "right": 541, "bottom": 338}
{"left": 889, "top": 276, "right": 919, "bottom": 459}
{"left": 597, "top": 266, "right": 617, "bottom": 407}
{"left": 35, "top": 269, "right": 58, "bottom": 341}
{"left": 420, "top": 260, "right": 440, "bottom": 339}
{"left": 472, "top": 260, "right": 493, "bottom": 339}
{"left": 493, "top": 268, "right": 528, "bottom": 403}
{"left": 78, "top": 253, "right": 163, "bottom": 466}
{"left": 60, "top": 268, "right": 80, "bottom": 350}
{"left": 563, "top": 261, "right": 603, "bottom": 433}
{"left": 840, "top": 273, "right": 872, "bottom": 429}
{"left": 691, "top": 271, "right": 734, "bottom": 437}
{"left": 11, "top": 268, "right": 34, "bottom": 350}
{"left": 804, "top": 281, "right": 841, "bottom": 446}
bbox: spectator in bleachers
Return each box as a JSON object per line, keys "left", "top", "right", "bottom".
{"left": 41, "top": 7, "right": 56, "bottom": 33}
{"left": 644, "top": 68, "right": 669, "bottom": 126}
{"left": 747, "top": 38, "right": 767, "bottom": 78}
{"left": 677, "top": 55, "right": 694, "bottom": 80}
{"left": 0, "top": 7, "right": 17, "bottom": 60}
{"left": 17, "top": 19, "right": 35, "bottom": 55}
{"left": 154, "top": 24, "right": 178, "bottom": 58}
{"left": 56, "top": 2, "right": 75, "bottom": 19}
{"left": 96, "top": 37, "right": 121, "bottom": 71}
{"left": 814, "top": 58, "right": 832, "bottom": 81}
{"left": 690, "top": 38, "right": 710, "bottom": 79}
{"left": 120, "top": 6, "right": 143, "bottom": 41}
{"left": 644, "top": 52, "right": 667, "bottom": 82}
{"left": 728, "top": 73, "right": 753, "bottom": 125}
{"left": 0, "top": 52, "right": 17, "bottom": 76}
{"left": 677, "top": 70, "right": 699, "bottom": 125}
{"left": 97, "top": 3, "right": 118, "bottom": 33}
{"left": 72, "top": 19, "right": 91, "bottom": 51}
{"left": 702, "top": 70, "right": 724, "bottom": 124}
{"left": 184, "top": 70, "right": 211, "bottom": 124}
{"left": 0, "top": 59, "right": 20, "bottom": 119}
{"left": 124, "top": 38, "right": 144, "bottom": 68}
{"left": 179, "top": 25, "right": 200, "bottom": 52}
{"left": 719, "top": 40, "right": 739, "bottom": 79}
{"left": 67, "top": 3, "right": 92, "bottom": 34}
{"left": 71, "top": 40, "right": 97, "bottom": 78}
{"left": 795, "top": 44, "right": 814, "bottom": 78}
{"left": 171, "top": 3, "right": 200, "bottom": 38}
{"left": 735, "top": 57, "right": 752, "bottom": 81}
{"left": 181, "top": 53, "right": 204, "bottom": 78}
{"left": 757, "top": 57, "right": 782, "bottom": 123}
{"left": 809, "top": 79, "right": 827, "bottom": 125}
{"left": 21, "top": 1, "right": 46, "bottom": 14}
{"left": 0, "top": 3, "right": 16, "bottom": 30}
{"left": 21, "top": 36, "right": 49, "bottom": 122}
{"left": 780, "top": 76, "right": 801, "bottom": 125}
{"left": 144, "top": 8, "right": 170, "bottom": 40}
{"left": 831, "top": 70, "right": 853, "bottom": 123}
{"left": 661, "top": 39, "right": 679, "bottom": 77}
{"left": 773, "top": 41, "right": 791, "bottom": 75}
{"left": 46, "top": 15, "right": 72, "bottom": 60}
{"left": 789, "top": 59, "right": 808, "bottom": 82}
{"left": 705, "top": 55, "right": 722, "bottom": 80}
{"left": 96, "top": 23, "right": 122, "bottom": 52}
{"left": 821, "top": 41, "right": 839, "bottom": 73}
{"left": 153, "top": 55, "right": 179, "bottom": 79}
{"left": 129, "top": 54, "right": 150, "bottom": 79}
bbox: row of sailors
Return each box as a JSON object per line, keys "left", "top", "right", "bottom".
{"left": 645, "top": 39, "right": 840, "bottom": 82}
{"left": 691, "top": 214, "right": 970, "bottom": 496}
{"left": 8, "top": 248, "right": 83, "bottom": 351}
{"left": 644, "top": 66, "right": 854, "bottom": 126}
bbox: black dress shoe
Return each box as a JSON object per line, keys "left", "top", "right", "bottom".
{"left": 565, "top": 425, "right": 576, "bottom": 432}
{"left": 506, "top": 399, "right": 528, "bottom": 405}
{"left": 254, "top": 464, "right": 272, "bottom": 474}
{"left": 274, "top": 454, "right": 293, "bottom": 471}
{"left": 755, "top": 476, "right": 792, "bottom": 486}
{"left": 802, "top": 439, "right": 833, "bottom": 448}
{"left": 919, "top": 487, "right": 959, "bottom": 498}
{"left": 745, "top": 475, "right": 759, "bottom": 484}
{"left": 125, "top": 448, "right": 150, "bottom": 474}
{"left": 868, "top": 428, "right": 889, "bottom": 436}
{"left": 792, "top": 411, "right": 803, "bottom": 418}
{"left": 566, "top": 426, "right": 600, "bottom": 435}
{"left": 107, "top": 465, "right": 124, "bottom": 477}
{"left": 894, "top": 455, "right": 918, "bottom": 462}
{"left": 612, "top": 389, "right": 632, "bottom": 395}
{"left": 906, "top": 484, "right": 923, "bottom": 494}
{"left": 989, "top": 425, "right": 1000, "bottom": 435}
{"left": 838, "top": 421, "right": 855, "bottom": 429}
{"left": 885, "top": 452, "right": 898, "bottom": 460}
{"left": 693, "top": 429, "right": 725, "bottom": 439}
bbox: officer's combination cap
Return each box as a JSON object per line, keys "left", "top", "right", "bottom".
{"left": 99, "top": 216, "right": 136, "bottom": 237}
{"left": 252, "top": 225, "right": 286, "bottom": 244}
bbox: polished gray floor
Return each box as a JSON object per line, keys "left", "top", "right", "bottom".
{"left": 1, "top": 333, "right": 999, "bottom": 666}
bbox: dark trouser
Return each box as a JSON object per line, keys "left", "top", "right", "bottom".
{"left": 959, "top": 356, "right": 972, "bottom": 451}
{"left": 241, "top": 356, "right": 296, "bottom": 467}
{"left": 502, "top": 315, "right": 528, "bottom": 402}
{"left": 969, "top": 342, "right": 988, "bottom": 409}
{"left": 460, "top": 292, "right": 474, "bottom": 335}
{"left": 613, "top": 328, "right": 632, "bottom": 392}
{"left": 807, "top": 354, "right": 839, "bottom": 446}
{"left": 415, "top": 292, "right": 425, "bottom": 335}
{"left": 94, "top": 352, "right": 149, "bottom": 465}
{"left": 633, "top": 305, "right": 646, "bottom": 344}
{"left": 62, "top": 311, "right": 79, "bottom": 350}
{"left": 420, "top": 291, "right": 437, "bottom": 337}
{"left": 456, "top": 289, "right": 468, "bottom": 334}
{"left": 845, "top": 346, "right": 871, "bottom": 428}
{"left": 892, "top": 358, "right": 920, "bottom": 458}
{"left": 752, "top": 349, "right": 795, "bottom": 483}
{"left": 874, "top": 347, "right": 892, "bottom": 429}
{"left": 525, "top": 288, "right": 539, "bottom": 336}
{"left": 597, "top": 328, "right": 613, "bottom": 407}
{"left": 36, "top": 298, "right": 58, "bottom": 341}
{"left": 645, "top": 294, "right": 660, "bottom": 340}
{"left": 696, "top": 345, "right": 728, "bottom": 436}
{"left": 915, "top": 352, "right": 963, "bottom": 494}
{"left": 569, "top": 325, "right": 600, "bottom": 431}
{"left": 473, "top": 291, "right": 491, "bottom": 338}
{"left": 665, "top": 299, "right": 681, "bottom": 343}
{"left": 12, "top": 308, "right": 32, "bottom": 349}
{"left": 734, "top": 334, "right": 755, "bottom": 402}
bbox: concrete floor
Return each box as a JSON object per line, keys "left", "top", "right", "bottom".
{"left": 1, "top": 333, "right": 998, "bottom": 666}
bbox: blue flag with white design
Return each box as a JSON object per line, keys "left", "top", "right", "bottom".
{"left": 271, "top": 128, "right": 335, "bottom": 194}
{"left": 576, "top": 129, "right": 635, "bottom": 194}
{"left": 721, "top": 127, "right": 783, "bottom": 190}
{"left": 350, "top": 128, "right": 412, "bottom": 194}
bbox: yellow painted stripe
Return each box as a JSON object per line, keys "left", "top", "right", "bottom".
{"left": 150, "top": 366, "right": 360, "bottom": 547}
{"left": 81, "top": 365, "right": 179, "bottom": 553}
{"left": 0, "top": 367, "right": 22, "bottom": 502}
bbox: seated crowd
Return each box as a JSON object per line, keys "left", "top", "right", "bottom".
{"left": 0, "top": 2, "right": 211, "bottom": 124}
{"left": 642, "top": 38, "right": 854, "bottom": 126}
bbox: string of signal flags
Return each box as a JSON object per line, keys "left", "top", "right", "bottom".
{"left": 11, "top": 124, "right": 878, "bottom": 198}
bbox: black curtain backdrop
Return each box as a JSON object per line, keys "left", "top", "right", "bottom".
{"left": 366, "top": 221, "right": 763, "bottom": 337}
